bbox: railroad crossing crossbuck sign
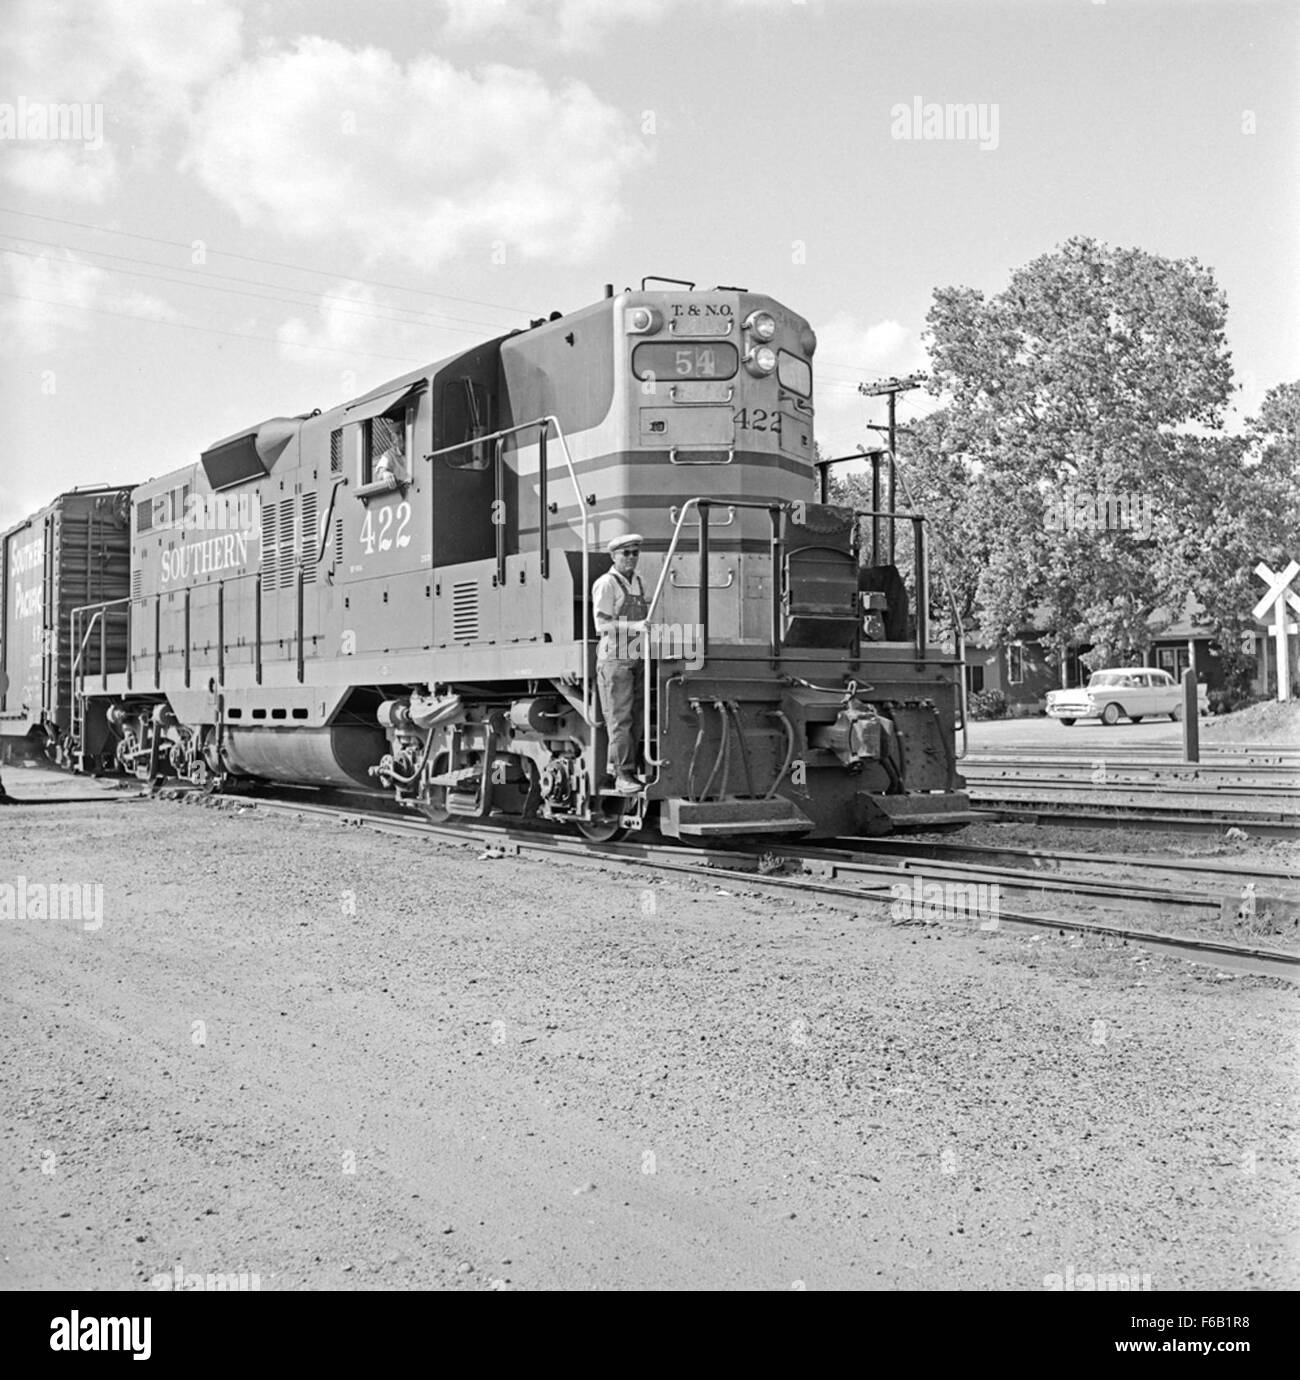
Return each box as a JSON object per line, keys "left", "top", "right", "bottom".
{"left": 1253, "top": 560, "right": 1300, "bottom": 701}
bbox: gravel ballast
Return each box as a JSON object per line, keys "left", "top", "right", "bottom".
{"left": 2, "top": 793, "right": 1296, "bottom": 1291}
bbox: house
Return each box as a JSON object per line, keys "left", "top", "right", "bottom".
{"left": 962, "top": 630, "right": 1057, "bottom": 714}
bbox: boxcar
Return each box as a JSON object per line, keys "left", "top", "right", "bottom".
{"left": 0, "top": 487, "right": 134, "bottom": 764}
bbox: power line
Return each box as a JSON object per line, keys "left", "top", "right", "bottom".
{"left": 0, "top": 238, "right": 515, "bottom": 337}
{"left": 0, "top": 207, "right": 890, "bottom": 377}
{"left": 0, "top": 206, "right": 526, "bottom": 316}
{"left": 0, "top": 210, "right": 915, "bottom": 385}
{"left": 0, "top": 289, "right": 429, "bottom": 365}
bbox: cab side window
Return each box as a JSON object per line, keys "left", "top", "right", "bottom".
{"left": 442, "top": 378, "right": 493, "bottom": 470}
{"left": 360, "top": 404, "right": 411, "bottom": 486}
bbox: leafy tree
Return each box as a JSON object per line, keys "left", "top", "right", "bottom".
{"left": 1145, "top": 383, "right": 1300, "bottom": 698}
{"left": 916, "top": 236, "right": 1235, "bottom": 680}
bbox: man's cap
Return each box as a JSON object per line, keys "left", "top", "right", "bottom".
{"left": 606, "top": 533, "right": 644, "bottom": 553}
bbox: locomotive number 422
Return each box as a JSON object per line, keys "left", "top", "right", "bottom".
{"left": 735, "top": 407, "right": 782, "bottom": 434}
{"left": 358, "top": 500, "right": 413, "bottom": 555}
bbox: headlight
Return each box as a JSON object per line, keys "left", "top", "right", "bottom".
{"left": 744, "top": 345, "right": 777, "bottom": 376}
{"left": 626, "top": 306, "right": 662, "bottom": 334}
{"left": 744, "top": 310, "right": 776, "bottom": 342}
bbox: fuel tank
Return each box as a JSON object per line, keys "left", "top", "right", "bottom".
{"left": 221, "top": 725, "right": 386, "bottom": 789}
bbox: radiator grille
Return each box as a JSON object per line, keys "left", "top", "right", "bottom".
{"left": 300, "top": 491, "right": 317, "bottom": 585}
{"left": 137, "top": 500, "right": 153, "bottom": 533}
{"left": 260, "top": 498, "right": 277, "bottom": 590}
{"left": 451, "top": 581, "right": 479, "bottom": 641}
{"left": 329, "top": 429, "right": 343, "bottom": 473}
{"left": 277, "top": 498, "right": 295, "bottom": 589}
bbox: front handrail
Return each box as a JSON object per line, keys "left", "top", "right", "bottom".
{"left": 424, "top": 414, "right": 594, "bottom": 779}
{"left": 886, "top": 457, "right": 969, "bottom": 760}
{"left": 70, "top": 597, "right": 131, "bottom": 696}
{"left": 639, "top": 500, "right": 959, "bottom": 781}
{"left": 641, "top": 497, "right": 788, "bottom": 776}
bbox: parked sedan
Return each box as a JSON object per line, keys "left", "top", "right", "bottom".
{"left": 1045, "top": 668, "right": 1209, "bottom": 726}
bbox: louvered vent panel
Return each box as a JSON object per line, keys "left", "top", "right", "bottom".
{"left": 131, "top": 570, "right": 142, "bottom": 599}
{"left": 301, "top": 491, "right": 318, "bottom": 584}
{"left": 334, "top": 518, "right": 343, "bottom": 568}
{"left": 277, "top": 498, "right": 295, "bottom": 589}
{"left": 451, "top": 581, "right": 479, "bottom": 641}
{"left": 330, "top": 429, "right": 343, "bottom": 473}
{"left": 260, "top": 498, "right": 277, "bottom": 589}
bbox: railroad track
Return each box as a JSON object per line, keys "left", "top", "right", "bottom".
{"left": 961, "top": 760, "right": 1297, "bottom": 789}
{"left": 147, "top": 782, "right": 1300, "bottom": 985}
{"left": 837, "top": 834, "right": 1300, "bottom": 897}
{"left": 10, "top": 769, "right": 1295, "bottom": 980}
{"left": 964, "top": 744, "right": 1300, "bottom": 767}
{"left": 958, "top": 754, "right": 1299, "bottom": 837}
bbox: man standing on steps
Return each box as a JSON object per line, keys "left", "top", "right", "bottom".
{"left": 593, "top": 534, "right": 648, "bottom": 795}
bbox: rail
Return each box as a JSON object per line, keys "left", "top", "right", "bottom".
{"left": 424, "top": 413, "right": 594, "bottom": 775}
{"left": 638, "top": 499, "right": 945, "bottom": 784}
{"left": 640, "top": 497, "right": 784, "bottom": 775}
{"left": 70, "top": 598, "right": 131, "bottom": 696}
{"left": 68, "top": 596, "right": 132, "bottom": 763}
{"left": 887, "top": 454, "right": 969, "bottom": 760}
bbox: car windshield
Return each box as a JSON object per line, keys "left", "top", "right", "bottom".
{"left": 1087, "top": 672, "right": 1127, "bottom": 688}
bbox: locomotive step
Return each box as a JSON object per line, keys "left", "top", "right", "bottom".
{"left": 665, "top": 796, "right": 815, "bottom": 836}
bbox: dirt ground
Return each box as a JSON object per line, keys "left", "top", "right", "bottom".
{"left": 2, "top": 775, "right": 1296, "bottom": 1291}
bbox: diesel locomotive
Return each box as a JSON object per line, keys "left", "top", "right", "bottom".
{"left": 2, "top": 279, "right": 973, "bottom": 840}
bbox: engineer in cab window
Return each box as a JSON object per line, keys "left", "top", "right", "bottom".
{"left": 593, "top": 534, "right": 648, "bottom": 795}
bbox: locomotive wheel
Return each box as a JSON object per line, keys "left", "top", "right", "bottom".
{"left": 575, "top": 798, "right": 630, "bottom": 843}
{"left": 1100, "top": 702, "right": 1122, "bottom": 726}
{"left": 575, "top": 816, "right": 629, "bottom": 843}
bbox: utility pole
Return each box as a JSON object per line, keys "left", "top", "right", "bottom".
{"left": 859, "top": 373, "right": 927, "bottom": 566}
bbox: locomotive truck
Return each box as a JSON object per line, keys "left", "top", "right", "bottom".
{"left": 3, "top": 279, "right": 972, "bottom": 840}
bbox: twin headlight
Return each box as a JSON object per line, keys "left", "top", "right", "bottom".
{"left": 742, "top": 311, "right": 778, "bottom": 375}
{"left": 627, "top": 302, "right": 811, "bottom": 384}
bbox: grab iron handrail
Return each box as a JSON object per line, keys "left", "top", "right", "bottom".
{"left": 424, "top": 414, "right": 595, "bottom": 782}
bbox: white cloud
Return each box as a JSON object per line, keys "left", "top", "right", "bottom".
{"left": 0, "top": 0, "right": 244, "bottom": 199}
{"left": 185, "top": 39, "right": 651, "bottom": 270}
{"left": 0, "top": 141, "right": 120, "bottom": 204}
{"left": 0, "top": 248, "right": 175, "bottom": 355}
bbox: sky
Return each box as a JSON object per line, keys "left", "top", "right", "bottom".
{"left": 0, "top": 0, "right": 1296, "bottom": 531}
